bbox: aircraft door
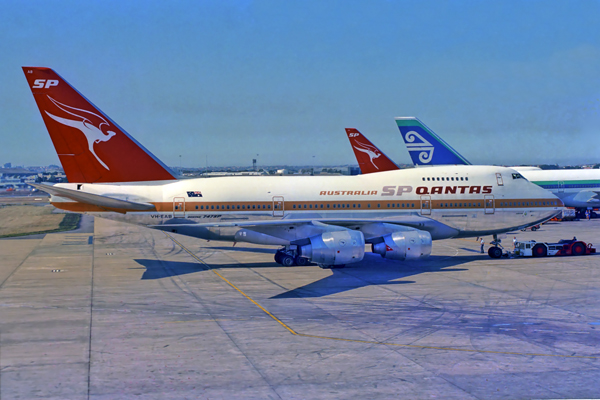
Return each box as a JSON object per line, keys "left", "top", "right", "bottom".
{"left": 173, "top": 197, "right": 186, "bottom": 218}
{"left": 484, "top": 195, "right": 495, "bottom": 214}
{"left": 420, "top": 195, "right": 431, "bottom": 215}
{"left": 558, "top": 181, "right": 565, "bottom": 193}
{"left": 496, "top": 173, "right": 504, "bottom": 186}
{"left": 273, "top": 196, "right": 284, "bottom": 217}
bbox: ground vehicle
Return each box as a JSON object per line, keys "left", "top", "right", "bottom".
{"left": 521, "top": 224, "right": 540, "bottom": 232}
{"left": 514, "top": 239, "right": 596, "bottom": 257}
{"left": 550, "top": 208, "right": 577, "bottom": 221}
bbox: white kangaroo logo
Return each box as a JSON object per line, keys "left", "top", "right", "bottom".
{"left": 44, "top": 96, "right": 116, "bottom": 170}
{"left": 352, "top": 140, "right": 383, "bottom": 170}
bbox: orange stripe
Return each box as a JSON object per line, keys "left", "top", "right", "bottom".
{"left": 52, "top": 198, "right": 561, "bottom": 213}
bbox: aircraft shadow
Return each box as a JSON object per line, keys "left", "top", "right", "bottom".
{"left": 133, "top": 259, "right": 205, "bottom": 280}
{"left": 270, "top": 253, "right": 472, "bottom": 299}
{"left": 133, "top": 252, "right": 478, "bottom": 298}
{"left": 460, "top": 247, "right": 484, "bottom": 254}
{"left": 204, "top": 246, "right": 276, "bottom": 255}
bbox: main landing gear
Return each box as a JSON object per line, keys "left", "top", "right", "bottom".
{"left": 274, "top": 247, "right": 309, "bottom": 267}
{"left": 273, "top": 247, "right": 344, "bottom": 269}
{"left": 488, "top": 234, "right": 505, "bottom": 259}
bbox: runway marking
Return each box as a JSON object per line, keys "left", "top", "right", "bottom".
{"left": 164, "top": 233, "right": 297, "bottom": 335}
{"left": 164, "top": 232, "right": 600, "bottom": 360}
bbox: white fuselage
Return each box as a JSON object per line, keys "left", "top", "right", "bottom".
{"left": 49, "top": 165, "right": 561, "bottom": 243}
{"left": 516, "top": 169, "right": 600, "bottom": 209}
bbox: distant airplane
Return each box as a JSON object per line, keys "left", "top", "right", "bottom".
{"left": 395, "top": 117, "right": 471, "bottom": 166}
{"left": 345, "top": 128, "right": 398, "bottom": 174}
{"left": 394, "top": 117, "right": 600, "bottom": 213}
{"left": 23, "top": 67, "right": 561, "bottom": 265}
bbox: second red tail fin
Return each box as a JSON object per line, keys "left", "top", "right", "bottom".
{"left": 345, "top": 128, "right": 399, "bottom": 174}
{"left": 23, "top": 67, "right": 176, "bottom": 183}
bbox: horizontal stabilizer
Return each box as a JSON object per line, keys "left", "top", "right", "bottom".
{"left": 32, "top": 183, "right": 156, "bottom": 212}
{"left": 572, "top": 189, "right": 600, "bottom": 203}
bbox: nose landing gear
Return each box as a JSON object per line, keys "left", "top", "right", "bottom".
{"left": 488, "top": 234, "right": 505, "bottom": 259}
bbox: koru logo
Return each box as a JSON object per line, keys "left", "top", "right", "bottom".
{"left": 32, "top": 79, "right": 59, "bottom": 89}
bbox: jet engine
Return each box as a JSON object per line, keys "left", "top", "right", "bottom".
{"left": 299, "top": 230, "right": 365, "bottom": 266}
{"left": 372, "top": 230, "right": 432, "bottom": 261}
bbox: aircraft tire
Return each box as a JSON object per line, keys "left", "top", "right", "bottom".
{"left": 488, "top": 246, "right": 502, "bottom": 259}
{"left": 281, "top": 255, "right": 296, "bottom": 267}
{"left": 295, "top": 256, "right": 309, "bottom": 266}
{"left": 274, "top": 252, "right": 284, "bottom": 264}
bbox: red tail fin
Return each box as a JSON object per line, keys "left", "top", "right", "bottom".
{"left": 22, "top": 67, "right": 176, "bottom": 183}
{"left": 345, "top": 128, "right": 399, "bottom": 174}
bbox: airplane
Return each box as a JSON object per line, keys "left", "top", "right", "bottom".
{"left": 394, "top": 117, "right": 600, "bottom": 214}
{"left": 345, "top": 128, "right": 399, "bottom": 174}
{"left": 395, "top": 117, "right": 471, "bottom": 166}
{"left": 23, "top": 67, "right": 562, "bottom": 267}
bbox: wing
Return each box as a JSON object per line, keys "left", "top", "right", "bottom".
{"left": 150, "top": 215, "right": 459, "bottom": 243}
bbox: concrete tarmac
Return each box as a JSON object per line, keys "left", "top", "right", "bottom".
{"left": 1, "top": 217, "right": 600, "bottom": 399}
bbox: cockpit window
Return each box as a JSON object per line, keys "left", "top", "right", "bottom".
{"left": 512, "top": 173, "right": 526, "bottom": 180}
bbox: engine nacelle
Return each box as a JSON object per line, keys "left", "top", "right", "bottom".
{"left": 372, "top": 230, "right": 432, "bottom": 261}
{"left": 299, "top": 230, "right": 365, "bottom": 266}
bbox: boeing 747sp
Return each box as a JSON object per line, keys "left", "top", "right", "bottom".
{"left": 24, "top": 67, "right": 562, "bottom": 264}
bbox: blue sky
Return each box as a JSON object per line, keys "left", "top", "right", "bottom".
{"left": 1, "top": 0, "right": 599, "bottom": 168}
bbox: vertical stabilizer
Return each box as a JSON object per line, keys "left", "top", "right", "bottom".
{"left": 345, "top": 128, "right": 399, "bottom": 174}
{"left": 23, "top": 67, "right": 177, "bottom": 183}
{"left": 395, "top": 117, "right": 471, "bottom": 166}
